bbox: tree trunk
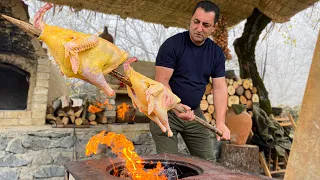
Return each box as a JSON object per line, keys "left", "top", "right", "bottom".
{"left": 233, "top": 8, "right": 272, "bottom": 115}
{"left": 220, "top": 144, "right": 260, "bottom": 173}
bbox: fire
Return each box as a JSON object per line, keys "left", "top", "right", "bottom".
{"left": 88, "top": 100, "right": 113, "bottom": 113}
{"left": 88, "top": 105, "right": 103, "bottom": 113}
{"left": 86, "top": 131, "right": 167, "bottom": 180}
{"left": 117, "top": 102, "right": 130, "bottom": 120}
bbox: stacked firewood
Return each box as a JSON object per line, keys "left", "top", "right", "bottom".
{"left": 46, "top": 95, "right": 109, "bottom": 126}
{"left": 201, "top": 77, "right": 260, "bottom": 124}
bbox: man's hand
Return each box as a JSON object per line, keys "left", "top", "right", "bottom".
{"left": 216, "top": 123, "right": 230, "bottom": 141}
{"left": 172, "top": 103, "right": 195, "bottom": 121}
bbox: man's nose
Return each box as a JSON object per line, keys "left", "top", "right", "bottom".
{"left": 196, "top": 24, "right": 204, "bottom": 32}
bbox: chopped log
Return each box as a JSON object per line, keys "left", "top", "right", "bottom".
{"left": 207, "top": 94, "right": 214, "bottom": 105}
{"left": 228, "top": 95, "right": 239, "bottom": 107}
{"left": 252, "top": 87, "right": 258, "bottom": 94}
{"left": 61, "top": 116, "right": 69, "bottom": 125}
{"left": 252, "top": 94, "right": 259, "bottom": 103}
{"left": 235, "top": 85, "right": 244, "bottom": 96}
{"left": 242, "top": 79, "right": 250, "bottom": 89}
{"left": 207, "top": 105, "right": 215, "bottom": 114}
{"left": 200, "top": 100, "right": 209, "bottom": 111}
{"left": 75, "top": 117, "right": 83, "bottom": 125}
{"left": 202, "top": 95, "right": 206, "bottom": 100}
{"left": 204, "top": 83, "right": 212, "bottom": 95}
{"left": 86, "top": 113, "right": 96, "bottom": 121}
{"left": 52, "top": 98, "right": 62, "bottom": 112}
{"left": 209, "top": 77, "right": 212, "bottom": 84}
{"left": 96, "top": 113, "right": 108, "bottom": 124}
{"left": 46, "top": 114, "right": 56, "bottom": 121}
{"left": 66, "top": 108, "right": 74, "bottom": 116}
{"left": 227, "top": 85, "right": 235, "bottom": 95}
{"left": 57, "top": 109, "right": 67, "bottom": 117}
{"left": 226, "top": 78, "right": 230, "bottom": 84}
{"left": 46, "top": 105, "right": 54, "bottom": 114}
{"left": 246, "top": 100, "right": 253, "bottom": 109}
{"left": 244, "top": 90, "right": 252, "bottom": 100}
{"left": 212, "top": 112, "right": 216, "bottom": 120}
{"left": 82, "top": 119, "right": 90, "bottom": 125}
{"left": 204, "top": 112, "right": 212, "bottom": 123}
{"left": 237, "top": 78, "right": 243, "bottom": 85}
{"left": 55, "top": 117, "right": 62, "bottom": 125}
{"left": 220, "top": 144, "right": 260, "bottom": 173}
{"left": 240, "top": 95, "right": 247, "bottom": 104}
{"left": 249, "top": 82, "right": 253, "bottom": 90}
{"left": 70, "top": 115, "right": 76, "bottom": 123}
{"left": 82, "top": 99, "right": 89, "bottom": 121}
{"left": 74, "top": 107, "right": 84, "bottom": 118}
{"left": 232, "top": 81, "right": 239, "bottom": 89}
{"left": 71, "top": 98, "right": 83, "bottom": 107}
{"left": 60, "top": 95, "right": 70, "bottom": 109}
{"left": 228, "top": 79, "right": 234, "bottom": 85}
{"left": 90, "top": 121, "right": 98, "bottom": 125}
{"left": 210, "top": 119, "right": 216, "bottom": 125}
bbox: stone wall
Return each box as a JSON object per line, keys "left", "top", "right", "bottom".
{"left": 0, "top": 122, "right": 227, "bottom": 180}
{"left": 0, "top": 124, "right": 190, "bottom": 180}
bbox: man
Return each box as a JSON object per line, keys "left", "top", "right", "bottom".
{"left": 150, "top": 1, "right": 230, "bottom": 161}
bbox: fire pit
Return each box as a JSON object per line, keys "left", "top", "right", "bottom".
{"left": 64, "top": 153, "right": 272, "bottom": 180}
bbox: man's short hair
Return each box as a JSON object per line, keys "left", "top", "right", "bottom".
{"left": 192, "top": 1, "right": 220, "bottom": 24}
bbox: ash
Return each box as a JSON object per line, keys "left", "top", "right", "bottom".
{"left": 161, "top": 167, "right": 178, "bottom": 180}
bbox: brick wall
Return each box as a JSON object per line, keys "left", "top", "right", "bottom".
{"left": 0, "top": 0, "right": 50, "bottom": 126}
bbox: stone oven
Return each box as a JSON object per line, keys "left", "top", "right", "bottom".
{"left": 0, "top": 0, "right": 50, "bottom": 126}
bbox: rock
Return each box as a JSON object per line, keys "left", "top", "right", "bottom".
{"left": 33, "top": 153, "right": 53, "bottom": 165}
{"left": 58, "top": 136, "right": 74, "bottom": 148}
{"left": 19, "top": 166, "right": 35, "bottom": 180}
{"left": 134, "top": 145, "right": 156, "bottom": 155}
{"left": 0, "top": 136, "right": 8, "bottom": 150}
{"left": 177, "top": 134, "right": 189, "bottom": 154}
{"left": 34, "top": 165, "right": 65, "bottom": 178}
{"left": 132, "top": 133, "right": 154, "bottom": 145}
{"left": 22, "top": 136, "right": 51, "bottom": 150}
{"left": 51, "top": 152, "right": 72, "bottom": 165}
{"left": 6, "top": 138, "right": 25, "bottom": 154}
{"left": 0, "top": 167, "right": 19, "bottom": 180}
{"left": 0, "top": 153, "right": 31, "bottom": 167}
{"left": 27, "top": 132, "right": 71, "bottom": 138}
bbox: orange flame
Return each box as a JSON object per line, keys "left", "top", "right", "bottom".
{"left": 117, "top": 102, "right": 130, "bottom": 120}
{"left": 86, "top": 131, "right": 167, "bottom": 180}
{"left": 88, "top": 105, "right": 103, "bottom": 113}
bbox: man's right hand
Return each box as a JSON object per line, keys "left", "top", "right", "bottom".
{"left": 172, "top": 103, "right": 195, "bottom": 121}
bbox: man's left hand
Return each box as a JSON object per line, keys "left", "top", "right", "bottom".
{"left": 216, "top": 123, "right": 230, "bottom": 141}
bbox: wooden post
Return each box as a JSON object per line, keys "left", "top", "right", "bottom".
{"left": 285, "top": 31, "right": 320, "bottom": 180}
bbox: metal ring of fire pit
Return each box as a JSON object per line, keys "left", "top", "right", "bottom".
{"left": 64, "top": 153, "right": 272, "bottom": 180}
